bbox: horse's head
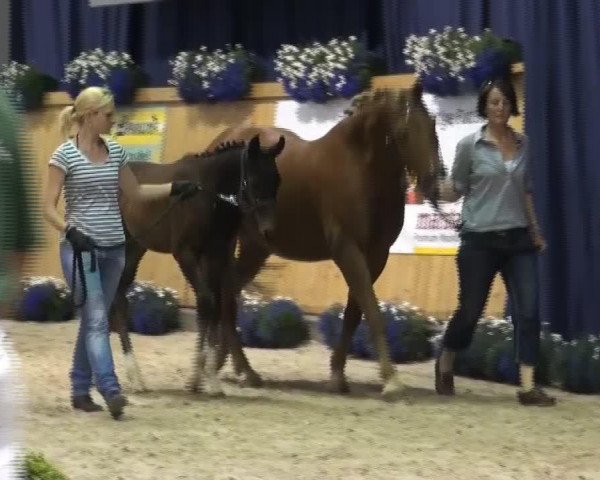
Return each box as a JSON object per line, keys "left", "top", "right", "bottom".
{"left": 240, "top": 134, "right": 284, "bottom": 239}
{"left": 399, "top": 83, "right": 445, "bottom": 206}
{"left": 348, "top": 85, "right": 445, "bottom": 207}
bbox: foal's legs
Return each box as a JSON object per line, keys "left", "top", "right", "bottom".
{"left": 196, "top": 244, "right": 235, "bottom": 397}
{"left": 173, "top": 249, "right": 208, "bottom": 393}
{"left": 112, "top": 241, "right": 148, "bottom": 392}
{"left": 217, "top": 235, "right": 270, "bottom": 386}
{"left": 330, "top": 248, "right": 390, "bottom": 394}
{"left": 328, "top": 233, "right": 403, "bottom": 399}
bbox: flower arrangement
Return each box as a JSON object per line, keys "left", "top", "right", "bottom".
{"left": 403, "top": 27, "right": 522, "bottom": 96}
{"left": 319, "top": 300, "right": 442, "bottom": 363}
{"left": 274, "top": 35, "right": 372, "bottom": 103}
{"left": 236, "top": 293, "right": 310, "bottom": 349}
{"left": 126, "top": 281, "right": 180, "bottom": 335}
{"left": 15, "top": 276, "right": 73, "bottom": 322}
{"left": 168, "top": 44, "right": 253, "bottom": 103}
{"left": 63, "top": 48, "right": 143, "bottom": 105}
{"left": 0, "top": 61, "right": 57, "bottom": 111}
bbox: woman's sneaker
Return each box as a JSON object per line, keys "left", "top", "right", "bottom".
{"left": 517, "top": 387, "right": 556, "bottom": 406}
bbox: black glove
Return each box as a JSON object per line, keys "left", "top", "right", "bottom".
{"left": 170, "top": 181, "right": 201, "bottom": 200}
{"left": 65, "top": 226, "right": 95, "bottom": 252}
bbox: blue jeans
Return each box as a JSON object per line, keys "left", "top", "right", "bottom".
{"left": 60, "top": 241, "right": 125, "bottom": 397}
{"left": 442, "top": 228, "right": 541, "bottom": 365}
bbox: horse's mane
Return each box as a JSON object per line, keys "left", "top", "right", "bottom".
{"left": 343, "top": 88, "right": 413, "bottom": 118}
{"left": 197, "top": 140, "right": 246, "bottom": 159}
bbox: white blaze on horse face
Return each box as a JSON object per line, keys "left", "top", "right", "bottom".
{"left": 124, "top": 351, "right": 147, "bottom": 393}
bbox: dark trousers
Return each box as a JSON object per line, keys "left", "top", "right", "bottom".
{"left": 442, "top": 228, "right": 540, "bottom": 366}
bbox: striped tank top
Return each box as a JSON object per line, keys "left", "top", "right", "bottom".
{"left": 49, "top": 138, "right": 129, "bottom": 247}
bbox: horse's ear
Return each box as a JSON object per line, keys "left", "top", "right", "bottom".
{"left": 248, "top": 134, "right": 261, "bottom": 157}
{"left": 270, "top": 136, "right": 285, "bottom": 156}
{"left": 412, "top": 80, "right": 423, "bottom": 102}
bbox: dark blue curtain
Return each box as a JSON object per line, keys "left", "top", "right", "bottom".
{"left": 11, "top": 0, "right": 132, "bottom": 83}
{"left": 11, "top": 0, "right": 378, "bottom": 85}
{"left": 381, "top": 0, "right": 488, "bottom": 72}
{"left": 520, "top": 0, "right": 600, "bottom": 339}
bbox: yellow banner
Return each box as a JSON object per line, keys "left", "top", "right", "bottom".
{"left": 108, "top": 106, "right": 167, "bottom": 163}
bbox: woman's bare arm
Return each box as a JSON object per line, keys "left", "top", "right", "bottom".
{"left": 118, "top": 164, "right": 172, "bottom": 202}
{"left": 43, "top": 165, "right": 68, "bottom": 233}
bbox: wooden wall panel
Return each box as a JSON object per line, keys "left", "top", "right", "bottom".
{"left": 23, "top": 70, "right": 524, "bottom": 318}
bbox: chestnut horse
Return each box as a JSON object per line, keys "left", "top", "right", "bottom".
{"left": 209, "top": 84, "right": 444, "bottom": 399}
{"left": 110, "top": 135, "right": 284, "bottom": 396}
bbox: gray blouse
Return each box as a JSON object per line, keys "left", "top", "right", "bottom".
{"left": 451, "top": 126, "right": 532, "bottom": 233}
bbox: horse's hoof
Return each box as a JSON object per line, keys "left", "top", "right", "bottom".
{"left": 186, "top": 382, "right": 202, "bottom": 394}
{"left": 381, "top": 375, "right": 407, "bottom": 402}
{"left": 242, "top": 372, "right": 264, "bottom": 388}
{"left": 329, "top": 374, "right": 350, "bottom": 394}
{"left": 206, "top": 390, "right": 226, "bottom": 399}
{"left": 204, "top": 383, "right": 225, "bottom": 398}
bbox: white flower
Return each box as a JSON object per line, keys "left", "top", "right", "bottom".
{"left": 404, "top": 26, "right": 482, "bottom": 81}
{"left": 0, "top": 61, "right": 31, "bottom": 92}
{"left": 168, "top": 44, "right": 248, "bottom": 91}
{"left": 274, "top": 35, "right": 366, "bottom": 94}
{"left": 63, "top": 49, "right": 134, "bottom": 85}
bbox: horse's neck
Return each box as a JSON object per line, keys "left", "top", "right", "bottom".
{"left": 347, "top": 111, "right": 404, "bottom": 179}
{"left": 198, "top": 149, "right": 243, "bottom": 195}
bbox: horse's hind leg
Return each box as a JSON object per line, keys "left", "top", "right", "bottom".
{"left": 328, "top": 234, "right": 404, "bottom": 400}
{"left": 111, "top": 241, "right": 148, "bottom": 392}
{"left": 330, "top": 248, "right": 390, "bottom": 394}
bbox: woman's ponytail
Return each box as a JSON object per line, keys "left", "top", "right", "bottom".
{"left": 58, "top": 106, "right": 76, "bottom": 139}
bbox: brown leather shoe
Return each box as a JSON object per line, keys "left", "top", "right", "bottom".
{"left": 71, "top": 394, "right": 103, "bottom": 412}
{"left": 517, "top": 387, "right": 556, "bottom": 406}
{"left": 435, "top": 357, "right": 455, "bottom": 396}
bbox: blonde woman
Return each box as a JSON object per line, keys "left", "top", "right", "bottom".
{"left": 43, "top": 87, "right": 198, "bottom": 419}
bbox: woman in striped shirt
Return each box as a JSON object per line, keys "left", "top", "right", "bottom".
{"left": 43, "top": 87, "right": 198, "bottom": 419}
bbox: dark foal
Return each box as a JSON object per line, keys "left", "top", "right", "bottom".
{"left": 110, "top": 134, "right": 284, "bottom": 395}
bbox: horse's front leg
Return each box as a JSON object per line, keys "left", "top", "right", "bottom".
{"left": 195, "top": 251, "right": 231, "bottom": 398}
{"left": 328, "top": 232, "right": 405, "bottom": 400}
{"left": 174, "top": 250, "right": 208, "bottom": 393}
{"left": 219, "top": 271, "right": 264, "bottom": 387}
{"left": 216, "top": 234, "right": 270, "bottom": 386}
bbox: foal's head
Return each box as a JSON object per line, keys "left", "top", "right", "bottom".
{"left": 240, "top": 134, "right": 284, "bottom": 239}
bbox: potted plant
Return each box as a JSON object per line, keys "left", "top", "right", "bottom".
{"left": 168, "top": 44, "right": 253, "bottom": 104}
{"left": 274, "top": 35, "right": 372, "bottom": 103}
{"left": 403, "top": 27, "right": 521, "bottom": 96}
{"left": 63, "top": 48, "right": 144, "bottom": 105}
{"left": 0, "top": 61, "right": 57, "bottom": 111}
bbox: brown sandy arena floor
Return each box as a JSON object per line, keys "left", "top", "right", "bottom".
{"left": 2, "top": 319, "right": 600, "bottom": 480}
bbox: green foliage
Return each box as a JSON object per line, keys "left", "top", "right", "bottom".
{"left": 256, "top": 298, "right": 310, "bottom": 348}
{"left": 24, "top": 451, "right": 69, "bottom": 480}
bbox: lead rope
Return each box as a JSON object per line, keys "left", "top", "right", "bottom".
{"left": 71, "top": 247, "right": 97, "bottom": 309}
